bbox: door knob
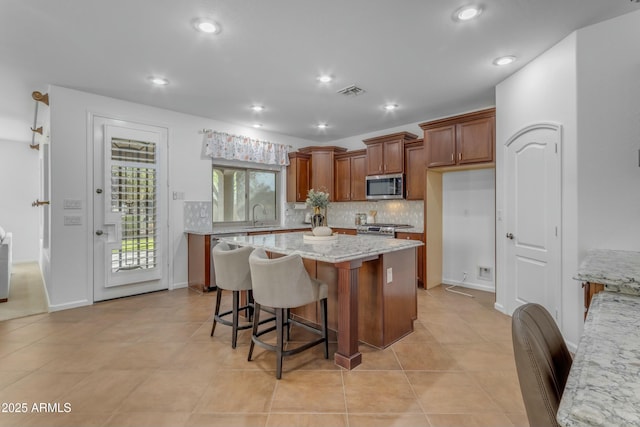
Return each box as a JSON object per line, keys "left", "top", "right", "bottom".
{"left": 95, "top": 230, "right": 104, "bottom": 236}
{"left": 506, "top": 232, "right": 514, "bottom": 240}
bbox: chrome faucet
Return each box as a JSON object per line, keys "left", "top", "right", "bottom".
{"left": 252, "top": 203, "right": 267, "bottom": 226}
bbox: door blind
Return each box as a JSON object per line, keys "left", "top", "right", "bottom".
{"left": 110, "top": 138, "right": 157, "bottom": 273}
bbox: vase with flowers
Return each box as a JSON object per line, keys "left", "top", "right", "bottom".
{"left": 305, "top": 189, "right": 329, "bottom": 229}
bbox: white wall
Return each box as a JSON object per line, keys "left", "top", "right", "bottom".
{"left": 576, "top": 10, "right": 640, "bottom": 253}
{"left": 0, "top": 139, "right": 40, "bottom": 262}
{"left": 329, "top": 122, "right": 423, "bottom": 151}
{"left": 46, "top": 85, "right": 312, "bottom": 310}
{"left": 496, "top": 33, "right": 579, "bottom": 344}
{"left": 442, "top": 169, "right": 495, "bottom": 292}
{"left": 496, "top": 9, "right": 640, "bottom": 348}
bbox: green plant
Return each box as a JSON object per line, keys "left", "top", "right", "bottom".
{"left": 305, "top": 188, "right": 330, "bottom": 209}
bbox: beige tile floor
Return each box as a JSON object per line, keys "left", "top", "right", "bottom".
{"left": 0, "top": 285, "right": 528, "bottom": 427}
{"left": 0, "top": 263, "right": 48, "bottom": 322}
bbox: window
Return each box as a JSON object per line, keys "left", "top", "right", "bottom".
{"left": 212, "top": 166, "right": 278, "bottom": 225}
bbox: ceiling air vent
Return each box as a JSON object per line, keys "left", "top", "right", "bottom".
{"left": 337, "top": 84, "right": 366, "bottom": 97}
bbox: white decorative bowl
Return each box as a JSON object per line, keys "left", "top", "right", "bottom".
{"left": 312, "top": 226, "right": 333, "bottom": 237}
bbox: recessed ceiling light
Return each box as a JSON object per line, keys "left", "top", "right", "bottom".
{"left": 493, "top": 55, "right": 516, "bottom": 66}
{"left": 317, "top": 75, "right": 333, "bottom": 83}
{"left": 149, "top": 77, "right": 169, "bottom": 86}
{"left": 252, "top": 123, "right": 263, "bottom": 128}
{"left": 316, "top": 123, "right": 328, "bottom": 129}
{"left": 384, "top": 103, "right": 399, "bottom": 111}
{"left": 454, "top": 5, "right": 482, "bottom": 21}
{"left": 251, "top": 105, "right": 265, "bottom": 112}
{"left": 193, "top": 18, "right": 221, "bottom": 34}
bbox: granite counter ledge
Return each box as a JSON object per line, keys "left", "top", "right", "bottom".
{"left": 558, "top": 291, "right": 640, "bottom": 426}
{"left": 574, "top": 249, "right": 640, "bottom": 296}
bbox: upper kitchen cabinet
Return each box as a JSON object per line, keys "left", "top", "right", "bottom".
{"left": 404, "top": 139, "right": 425, "bottom": 200}
{"left": 298, "top": 146, "right": 347, "bottom": 201}
{"left": 420, "top": 108, "right": 495, "bottom": 169}
{"left": 335, "top": 150, "right": 366, "bottom": 202}
{"left": 286, "top": 151, "right": 310, "bottom": 202}
{"left": 363, "top": 132, "right": 418, "bottom": 175}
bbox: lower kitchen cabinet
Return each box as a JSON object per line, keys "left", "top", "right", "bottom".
{"left": 187, "top": 233, "right": 214, "bottom": 293}
{"left": 583, "top": 282, "right": 605, "bottom": 319}
{"left": 395, "top": 231, "right": 425, "bottom": 289}
{"left": 332, "top": 227, "right": 357, "bottom": 235}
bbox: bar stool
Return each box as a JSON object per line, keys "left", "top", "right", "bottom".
{"left": 248, "top": 248, "right": 329, "bottom": 379}
{"left": 210, "top": 242, "right": 255, "bottom": 348}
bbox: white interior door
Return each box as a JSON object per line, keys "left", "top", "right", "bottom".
{"left": 505, "top": 123, "right": 561, "bottom": 320}
{"left": 93, "top": 117, "right": 168, "bottom": 301}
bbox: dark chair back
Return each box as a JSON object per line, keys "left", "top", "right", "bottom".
{"left": 512, "top": 303, "right": 572, "bottom": 427}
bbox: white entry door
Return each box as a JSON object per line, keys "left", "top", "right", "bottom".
{"left": 505, "top": 123, "right": 561, "bottom": 320}
{"left": 93, "top": 117, "right": 168, "bottom": 301}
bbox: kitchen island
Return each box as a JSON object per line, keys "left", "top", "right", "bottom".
{"left": 218, "top": 231, "right": 423, "bottom": 370}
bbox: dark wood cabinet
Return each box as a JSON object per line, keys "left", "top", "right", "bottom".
{"left": 363, "top": 132, "right": 418, "bottom": 175}
{"left": 332, "top": 227, "right": 357, "bottom": 235}
{"left": 395, "top": 231, "right": 425, "bottom": 289}
{"left": 420, "top": 108, "right": 495, "bottom": 169}
{"left": 404, "top": 140, "right": 425, "bottom": 200}
{"left": 187, "top": 233, "right": 214, "bottom": 293}
{"left": 583, "top": 282, "right": 605, "bottom": 319}
{"left": 299, "top": 146, "right": 347, "bottom": 201}
{"left": 335, "top": 150, "right": 366, "bottom": 202}
{"left": 286, "top": 152, "right": 310, "bottom": 202}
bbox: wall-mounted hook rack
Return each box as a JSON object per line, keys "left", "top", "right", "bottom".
{"left": 32, "top": 91, "right": 49, "bottom": 106}
{"left": 32, "top": 199, "right": 50, "bottom": 207}
{"left": 29, "top": 91, "right": 49, "bottom": 151}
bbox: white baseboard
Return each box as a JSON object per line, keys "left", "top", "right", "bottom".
{"left": 171, "top": 282, "right": 188, "bottom": 290}
{"left": 48, "top": 299, "right": 91, "bottom": 312}
{"left": 494, "top": 301, "right": 506, "bottom": 314}
{"left": 442, "top": 278, "right": 495, "bottom": 293}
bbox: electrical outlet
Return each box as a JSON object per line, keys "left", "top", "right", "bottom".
{"left": 478, "top": 266, "right": 493, "bottom": 280}
{"left": 386, "top": 267, "right": 393, "bottom": 283}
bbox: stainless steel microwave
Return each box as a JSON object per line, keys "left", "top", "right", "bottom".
{"left": 365, "top": 173, "right": 404, "bottom": 200}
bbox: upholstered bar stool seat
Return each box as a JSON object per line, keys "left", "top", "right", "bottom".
{"left": 248, "top": 248, "right": 329, "bottom": 379}
{"left": 210, "top": 242, "right": 257, "bottom": 348}
{"left": 512, "top": 303, "right": 573, "bottom": 427}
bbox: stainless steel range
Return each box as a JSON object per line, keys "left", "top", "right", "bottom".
{"left": 356, "top": 223, "right": 412, "bottom": 237}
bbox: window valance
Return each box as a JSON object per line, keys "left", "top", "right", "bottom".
{"left": 204, "top": 131, "right": 290, "bottom": 166}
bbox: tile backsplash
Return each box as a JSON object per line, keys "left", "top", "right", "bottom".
{"left": 284, "top": 200, "right": 424, "bottom": 229}
{"left": 184, "top": 201, "right": 212, "bottom": 231}
{"left": 186, "top": 199, "right": 424, "bottom": 231}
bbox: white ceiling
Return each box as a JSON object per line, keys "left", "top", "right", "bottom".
{"left": 1, "top": 0, "right": 638, "bottom": 143}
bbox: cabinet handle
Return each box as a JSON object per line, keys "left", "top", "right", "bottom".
{"left": 451, "top": 153, "right": 453, "bottom": 161}
{"left": 458, "top": 153, "right": 462, "bottom": 161}
{"left": 379, "top": 164, "right": 382, "bottom": 171}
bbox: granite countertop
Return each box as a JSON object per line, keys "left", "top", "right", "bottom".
{"left": 217, "top": 231, "right": 422, "bottom": 263}
{"left": 557, "top": 291, "right": 640, "bottom": 426}
{"left": 574, "top": 249, "right": 640, "bottom": 295}
{"left": 185, "top": 224, "right": 423, "bottom": 236}
{"left": 184, "top": 225, "right": 312, "bottom": 235}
